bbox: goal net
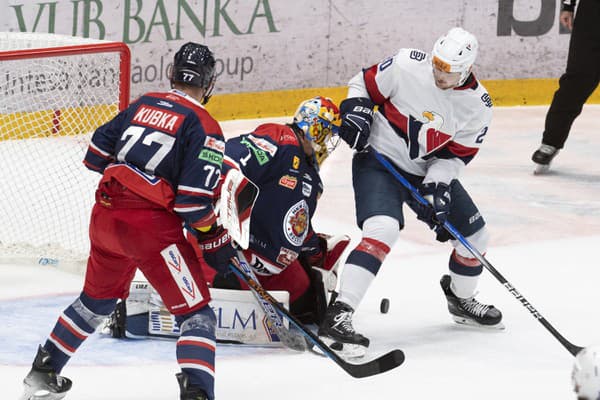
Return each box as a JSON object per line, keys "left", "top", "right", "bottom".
{"left": 0, "top": 32, "right": 130, "bottom": 271}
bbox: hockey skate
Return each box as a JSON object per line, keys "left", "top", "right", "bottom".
{"left": 532, "top": 144, "right": 559, "bottom": 174}
{"left": 176, "top": 372, "right": 209, "bottom": 400}
{"left": 103, "top": 300, "right": 127, "bottom": 338}
{"left": 318, "top": 301, "right": 370, "bottom": 358}
{"left": 21, "top": 345, "right": 72, "bottom": 400}
{"left": 440, "top": 275, "right": 504, "bottom": 329}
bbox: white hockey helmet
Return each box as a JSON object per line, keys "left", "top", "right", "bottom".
{"left": 572, "top": 346, "right": 600, "bottom": 400}
{"left": 431, "top": 27, "right": 478, "bottom": 86}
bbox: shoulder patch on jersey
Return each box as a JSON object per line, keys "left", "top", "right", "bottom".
{"left": 240, "top": 136, "right": 271, "bottom": 166}
{"left": 246, "top": 134, "right": 277, "bottom": 156}
{"left": 204, "top": 136, "right": 225, "bottom": 153}
{"left": 198, "top": 149, "right": 223, "bottom": 165}
{"left": 409, "top": 49, "right": 427, "bottom": 62}
{"left": 480, "top": 92, "right": 493, "bottom": 108}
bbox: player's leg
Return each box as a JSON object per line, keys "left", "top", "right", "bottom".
{"left": 533, "top": 2, "right": 600, "bottom": 172}
{"left": 319, "top": 151, "right": 405, "bottom": 357}
{"left": 440, "top": 181, "right": 503, "bottom": 328}
{"left": 137, "top": 212, "right": 215, "bottom": 400}
{"left": 22, "top": 204, "right": 135, "bottom": 399}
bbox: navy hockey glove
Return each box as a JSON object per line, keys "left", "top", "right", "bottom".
{"left": 195, "top": 226, "right": 237, "bottom": 274}
{"left": 420, "top": 182, "right": 451, "bottom": 225}
{"left": 339, "top": 97, "right": 375, "bottom": 151}
{"left": 413, "top": 182, "right": 452, "bottom": 242}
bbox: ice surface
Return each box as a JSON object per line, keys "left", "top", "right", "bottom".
{"left": 2, "top": 105, "right": 599, "bottom": 399}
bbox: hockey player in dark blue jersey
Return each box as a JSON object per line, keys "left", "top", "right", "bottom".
{"left": 193, "top": 97, "right": 351, "bottom": 324}
{"left": 21, "top": 42, "right": 228, "bottom": 400}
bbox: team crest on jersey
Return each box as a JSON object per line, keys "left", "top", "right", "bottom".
{"left": 283, "top": 199, "right": 309, "bottom": 246}
{"left": 421, "top": 111, "right": 451, "bottom": 153}
{"left": 292, "top": 156, "right": 300, "bottom": 170}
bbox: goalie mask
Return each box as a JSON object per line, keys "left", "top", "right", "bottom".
{"left": 171, "top": 42, "right": 217, "bottom": 104}
{"left": 572, "top": 346, "right": 600, "bottom": 400}
{"left": 431, "top": 27, "right": 478, "bottom": 87}
{"left": 293, "top": 96, "right": 341, "bottom": 167}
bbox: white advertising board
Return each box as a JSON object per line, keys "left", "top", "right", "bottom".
{"left": 1, "top": 0, "right": 572, "bottom": 99}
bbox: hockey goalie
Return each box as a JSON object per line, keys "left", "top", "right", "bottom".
{"left": 104, "top": 96, "right": 350, "bottom": 346}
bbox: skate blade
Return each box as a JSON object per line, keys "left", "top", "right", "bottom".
{"left": 319, "top": 336, "right": 367, "bottom": 359}
{"left": 452, "top": 315, "right": 505, "bottom": 330}
{"left": 533, "top": 163, "right": 550, "bottom": 175}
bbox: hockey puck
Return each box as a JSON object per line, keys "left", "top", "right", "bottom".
{"left": 380, "top": 298, "right": 390, "bottom": 314}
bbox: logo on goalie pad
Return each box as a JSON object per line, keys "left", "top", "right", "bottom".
{"left": 161, "top": 244, "right": 204, "bottom": 309}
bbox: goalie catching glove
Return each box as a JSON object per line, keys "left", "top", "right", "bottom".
{"left": 338, "top": 97, "right": 375, "bottom": 151}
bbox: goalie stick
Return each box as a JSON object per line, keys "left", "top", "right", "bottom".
{"left": 229, "top": 257, "right": 405, "bottom": 378}
{"left": 234, "top": 257, "right": 309, "bottom": 351}
{"left": 219, "top": 168, "right": 308, "bottom": 351}
{"left": 372, "top": 148, "right": 584, "bottom": 356}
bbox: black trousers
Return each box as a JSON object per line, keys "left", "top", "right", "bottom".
{"left": 543, "top": 0, "right": 600, "bottom": 149}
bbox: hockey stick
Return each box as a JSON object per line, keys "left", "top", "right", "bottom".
{"left": 372, "top": 149, "right": 584, "bottom": 357}
{"left": 231, "top": 257, "right": 308, "bottom": 351}
{"left": 228, "top": 257, "right": 405, "bottom": 378}
{"left": 220, "top": 169, "right": 310, "bottom": 351}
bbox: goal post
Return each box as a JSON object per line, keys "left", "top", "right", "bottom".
{"left": 0, "top": 32, "right": 131, "bottom": 271}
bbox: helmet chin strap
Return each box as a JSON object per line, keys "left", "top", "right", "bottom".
{"left": 457, "top": 66, "right": 473, "bottom": 86}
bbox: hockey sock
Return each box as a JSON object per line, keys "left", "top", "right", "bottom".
{"left": 448, "top": 250, "right": 483, "bottom": 298}
{"left": 175, "top": 307, "right": 217, "bottom": 400}
{"left": 336, "top": 263, "right": 376, "bottom": 310}
{"left": 45, "top": 292, "right": 117, "bottom": 373}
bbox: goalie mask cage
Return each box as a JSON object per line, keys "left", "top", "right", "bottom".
{"left": 0, "top": 32, "right": 130, "bottom": 271}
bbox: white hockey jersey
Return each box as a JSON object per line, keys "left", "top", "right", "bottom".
{"left": 347, "top": 48, "right": 493, "bottom": 184}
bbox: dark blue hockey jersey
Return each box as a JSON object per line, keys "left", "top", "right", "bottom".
{"left": 223, "top": 123, "right": 322, "bottom": 270}
{"left": 83, "top": 89, "right": 224, "bottom": 229}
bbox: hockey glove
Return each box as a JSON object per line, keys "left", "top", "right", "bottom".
{"left": 421, "top": 182, "right": 451, "bottom": 224}
{"left": 299, "top": 234, "right": 328, "bottom": 270}
{"left": 339, "top": 97, "right": 375, "bottom": 151}
{"left": 195, "top": 225, "right": 238, "bottom": 274}
{"left": 413, "top": 183, "right": 453, "bottom": 242}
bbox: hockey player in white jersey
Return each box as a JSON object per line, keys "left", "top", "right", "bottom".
{"left": 318, "top": 27, "right": 502, "bottom": 357}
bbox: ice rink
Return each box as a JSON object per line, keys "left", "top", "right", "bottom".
{"left": 1, "top": 105, "right": 599, "bottom": 399}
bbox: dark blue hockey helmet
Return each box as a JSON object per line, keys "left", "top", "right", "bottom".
{"left": 171, "top": 42, "right": 216, "bottom": 104}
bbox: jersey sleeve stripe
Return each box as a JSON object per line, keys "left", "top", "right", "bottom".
{"left": 363, "top": 65, "right": 387, "bottom": 105}
{"left": 174, "top": 204, "right": 209, "bottom": 212}
{"left": 177, "top": 185, "right": 213, "bottom": 196}
{"left": 435, "top": 143, "right": 478, "bottom": 164}
{"left": 88, "top": 142, "right": 112, "bottom": 158}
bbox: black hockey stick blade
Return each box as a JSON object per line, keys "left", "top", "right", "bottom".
{"left": 230, "top": 261, "right": 405, "bottom": 378}
{"left": 339, "top": 349, "right": 405, "bottom": 378}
